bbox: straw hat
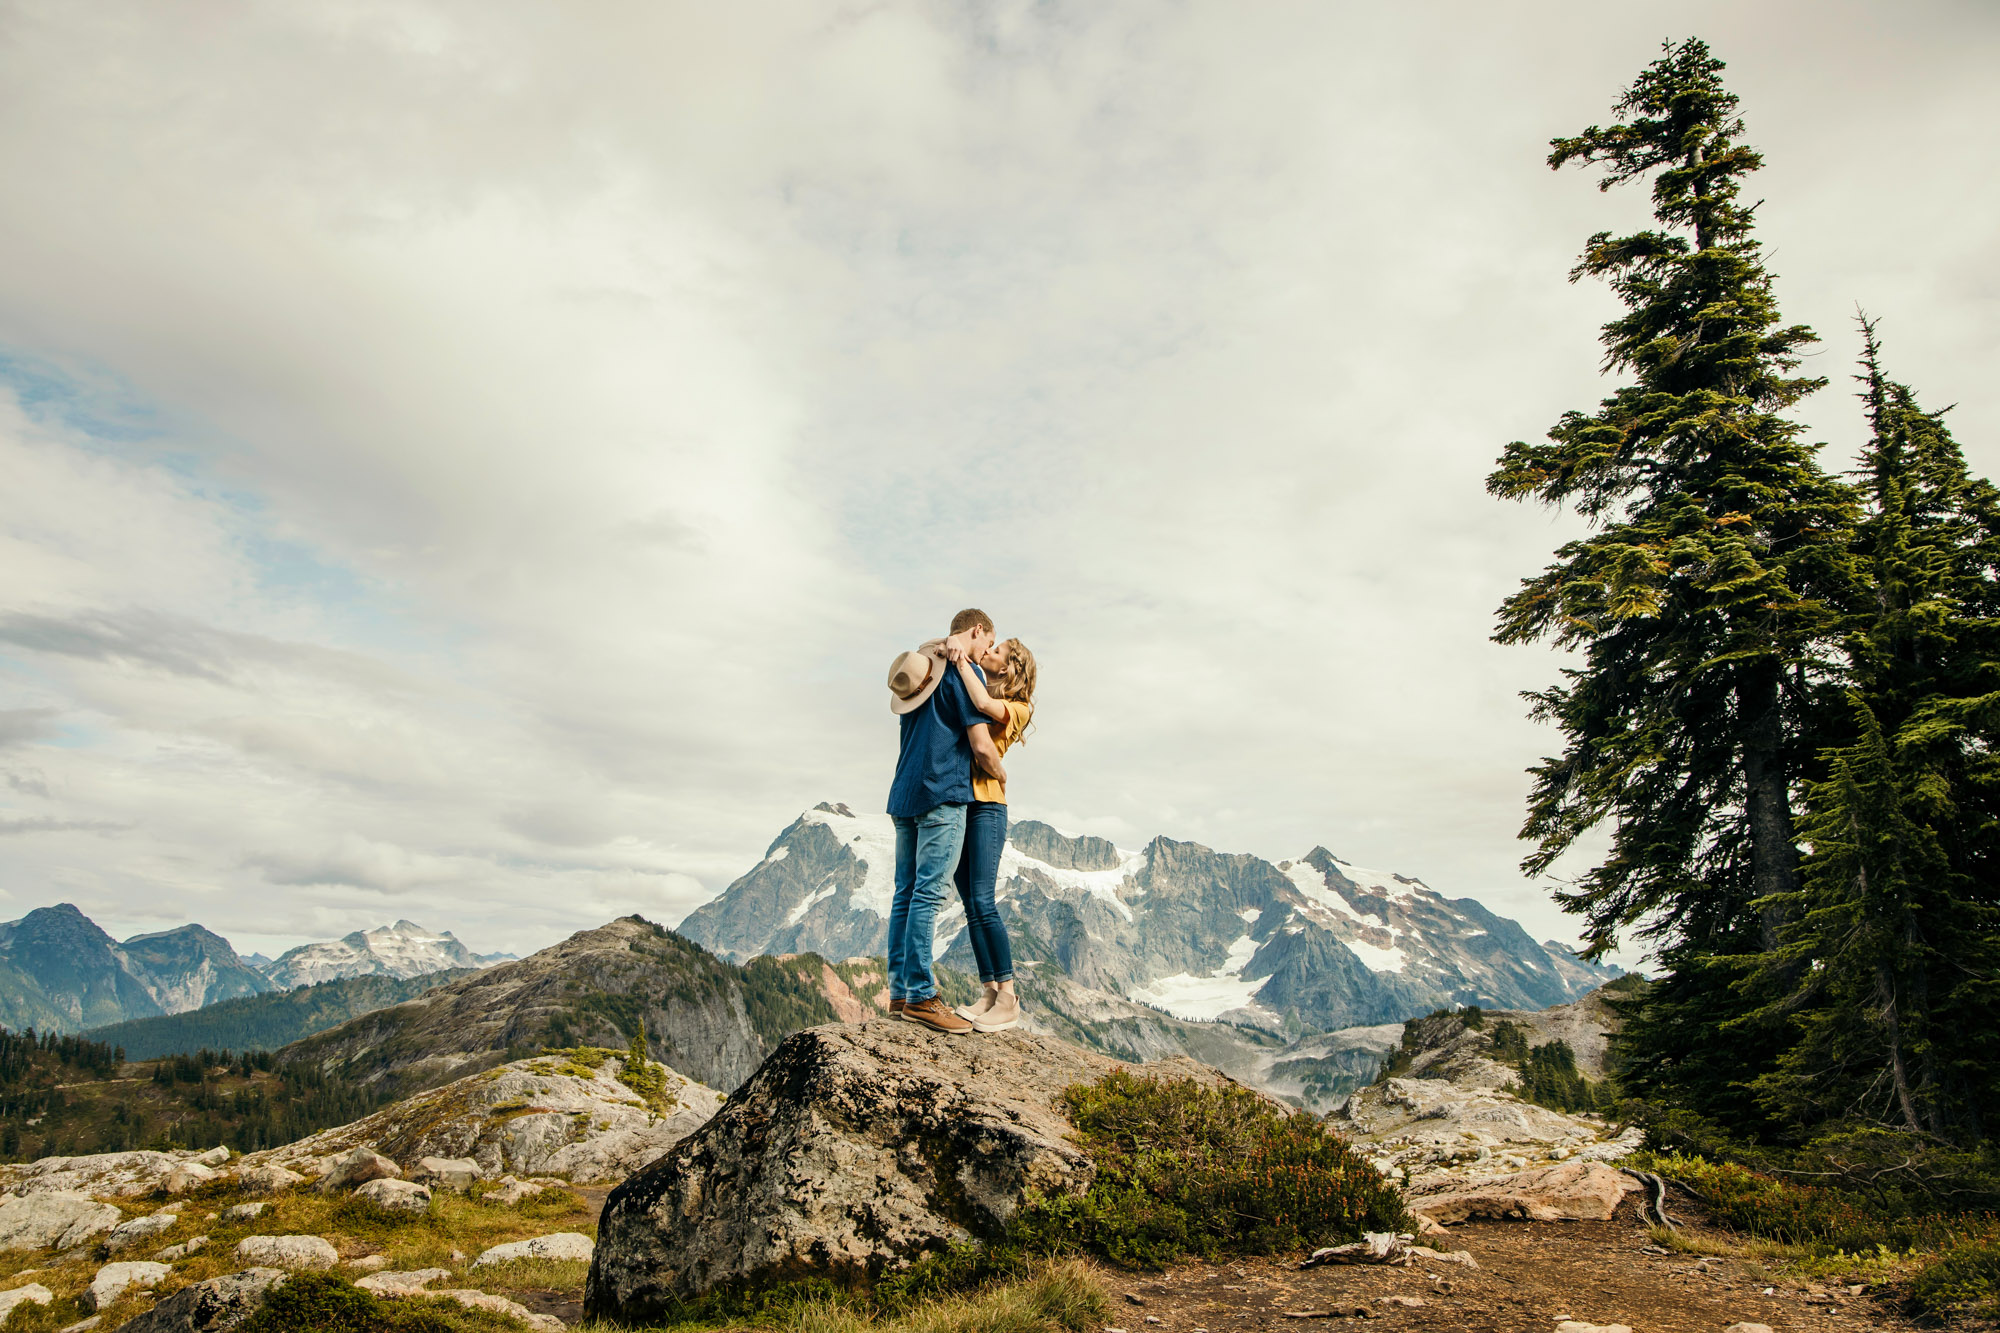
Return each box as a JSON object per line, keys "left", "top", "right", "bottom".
{"left": 887, "top": 640, "right": 948, "bottom": 715}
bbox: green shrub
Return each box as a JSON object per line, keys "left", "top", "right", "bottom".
{"left": 1010, "top": 1071, "right": 1409, "bottom": 1268}
{"left": 1639, "top": 1152, "right": 2000, "bottom": 1256}
{"left": 234, "top": 1271, "right": 531, "bottom": 1332}
{"left": 1911, "top": 1236, "right": 2000, "bottom": 1320}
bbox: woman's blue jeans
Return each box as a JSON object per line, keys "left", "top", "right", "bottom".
{"left": 953, "top": 800, "right": 1014, "bottom": 983}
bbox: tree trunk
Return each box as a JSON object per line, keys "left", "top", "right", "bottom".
{"left": 1739, "top": 665, "right": 1801, "bottom": 950}
{"left": 1876, "top": 961, "right": 1923, "bottom": 1133}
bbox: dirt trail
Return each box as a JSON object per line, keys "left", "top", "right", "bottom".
{"left": 1091, "top": 1201, "right": 1925, "bottom": 1333}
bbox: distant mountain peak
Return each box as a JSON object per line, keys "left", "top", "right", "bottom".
{"left": 679, "top": 804, "right": 1625, "bottom": 1038}
{"left": 258, "top": 919, "right": 500, "bottom": 990}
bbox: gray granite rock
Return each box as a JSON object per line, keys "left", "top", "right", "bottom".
{"left": 0, "top": 1192, "right": 123, "bottom": 1252}
{"left": 232, "top": 1235, "right": 337, "bottom": 1271}
{"left": 586, "top": 1021, "right": 1238, "bottom": 1320}
{"left": 118, "top": 1267, "right": 288, "bottom": 1333}
{"left": 83, "top": 1261, "right": 170, "bottom": 1311}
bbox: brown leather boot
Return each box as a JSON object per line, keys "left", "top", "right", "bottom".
{"left": 889, "top": 999, "right": 906, "bottom": 1015}
{"left": 900, "top": 996, "right": 973, "bottom": 1034}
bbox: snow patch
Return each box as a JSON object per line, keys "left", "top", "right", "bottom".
{"left": 800, "top": 806, "right": 900, "bottom": 918}
{"left": 1000, "top": 843, "right": 1146, "bottom": 922}
{"left": 784, "top": 882, "right": 837, "bottom": 927}
{"left": 1328, "top": 855, "right": 1429, "bottom": 903}
{"left": 1238, "top": 906, "right": 1263, "bottom": 924}
{"left": 1342, "top": 937, "right": 1409, "bottom": 974}
{"left": 1283, "top": 861, "right": 1368, "bottom": 923}
{"left": 1129, "top": 934, "right": 1265, "bottom": 1021}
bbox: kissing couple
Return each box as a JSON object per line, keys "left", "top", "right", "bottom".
{"left": 883, "top": 608, "right": 1038, "bottom": 1035}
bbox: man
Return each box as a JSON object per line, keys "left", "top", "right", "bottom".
{"left": 884, "top": 608, "right": 1007, "bottom": 1034}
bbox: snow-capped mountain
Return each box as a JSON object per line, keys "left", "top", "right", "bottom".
{"left": 257, "top": 920, "right": 512, "bottom": 990}
{"left": 678, "top": 803, "right": 1620, "bottom": 1033}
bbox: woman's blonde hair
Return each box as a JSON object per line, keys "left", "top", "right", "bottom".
{"left": 990, "top": 640, "right": 1037, "bottom": 737}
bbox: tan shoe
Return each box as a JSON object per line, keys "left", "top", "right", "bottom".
{"left": 901, "top": 996, "right": 973, "bottom": 1034}
{"left": 955, "top": 985, "right": 999, "bottom": 1021}
{"left": 972, "top": 993, "right": 1021, "bottom": 1032}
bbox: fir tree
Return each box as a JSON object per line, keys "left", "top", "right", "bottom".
{"left": 1490, "top": 39, "right": 1854, "bottom": 1136}
{"left": 1749, "top": 323, "right": 2000, "bottom": 1143}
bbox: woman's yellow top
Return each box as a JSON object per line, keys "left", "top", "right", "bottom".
{"left": 971, "top": 700, "right": 1033, "bottom": 804}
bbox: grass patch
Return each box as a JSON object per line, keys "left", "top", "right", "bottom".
{"left": 1009, "top": 1071, "right": 1409, "bottom": 1269}
{"left": 594, "top": 1260, "right": 1107, "bottom": 1333}
{"left": 466, "top": 1257, "right": 590, "bottom": 1295}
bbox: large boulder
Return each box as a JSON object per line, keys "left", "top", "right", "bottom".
{"left": 0, "top": 1285, "right": 51, "bottom": 1320}
{"left": 0, "top": 1149, "right": 222, "bottom": 1199}
{"left": 318, "top": 1147, "right": 400, "bottom": 1191}
{"left": 120, "top": 1267, "right": 288, "bottom": 1333}
{"left": 1408, "top": 1161, "right": 1642, "bottom": 1224}
{"left": 233, "top": 1235, "right": 338, "bottom": 1271}
{"left": 586, "top": 1020, "right": 1238, "bottom": 1320}
{"left": 104, "top": 1212, "right": 180, "bottom": 1254}
{"left": 354, "top": 1179, "right": 431, "bottom": 1214}
{"left": 238, "top": 1049, "right": 720, "bottom": 1185}
{"left": 0, "top": 1191, "right": 124, "bottom": 1251}
{"left": 84, "top": 1260, "right": 172, "bottom": 1311}
{"left": 474, "top": 1232, "right": 594, "bottom": 1266}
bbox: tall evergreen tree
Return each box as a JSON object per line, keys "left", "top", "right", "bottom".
{"left": 1749, "top": 323, "right": 2000, "bottom": 1144}
{"left": 1488, "top": 39, "right": 1854, "bottom": 1129}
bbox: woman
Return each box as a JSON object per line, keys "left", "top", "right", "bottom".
{"left": 949, "top": 637, "right": 1036, "bottom": 1032}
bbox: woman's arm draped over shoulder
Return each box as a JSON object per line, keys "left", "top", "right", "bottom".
{"left": 957, "top": 658, "right": 1008, "bottom": 724}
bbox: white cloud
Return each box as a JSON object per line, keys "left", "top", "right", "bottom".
{"left": 0, "top": 1, "right": 1994, "bottom": 967}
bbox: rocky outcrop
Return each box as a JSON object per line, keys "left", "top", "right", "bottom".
{"left": 104, "top": 1211, "right": 180, "bottom": 1253}
{"left": 0, "top": 1191, "right": 123, "bottom": 1251}
{"left": 587, "top": 1020, "right": 1239, "bottom": 1321}
{"left": 355, "top": 1179, "right": 431, "bottom": 1213}
{"left": 1407, "top": 1162, "right": 1641, "bottom": 1224}
{"left": 120, "top": 1268, "right": 288, "bottom": 1333}
{"left": 242, "top": 1048, "right": 720, "bottom": 1184}
{"left": 0, "top": 1147, "right": 227, "bottom": 1198}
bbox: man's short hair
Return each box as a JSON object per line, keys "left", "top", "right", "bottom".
{"left": 950, "top": 608, "right": 994, "bottom": 636}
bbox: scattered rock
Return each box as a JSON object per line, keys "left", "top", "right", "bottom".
{"left": 483, "top": 1175, "right": 547, "bottom": 1206}
{"left": 588, "top": 1021, "right": 1240, "bottom": 1318}
{"left": 233, "top": 1235, "right": 339, "bottom": 1271}
{"left": 83, "top": 1261, "right": 171, "bottom": 1312}
{"left": 1555, "top": 1323, "right": 1632, "bottom": 1333}
{"left": 1408, "top": 1162, "right": 1642, "bottom": 1225}
{"left": 59, "top": 1317, "right": 100, "bottom": 1333}
{"left": 155, "top": 1236, "right": 209, "bottom": 1261}
{"left": 1377, "top": 1295, "right": 1424, "bottom": 1307}
{"left": 354, "top": 1179, "right": 432, "bottom": 1215}
{"left": 1723, "top": 1325, "right": 1775, "bottom": 1333}
{"left": 1124, "top": 1292, "right": 1146, "bottom": 1306}
{"left": 193, "top": 1148, "right": 230, "bottom": 1167}
{"left": 409, "top": 1157, "right": 482, "bottom": 1192}
{"left": 374, "top": 1286, "right": 564, "bottom": 1332}
{"left": 119, "top": 1267, "right": 288, "bottom": 1333}
{"left": 232, "top": 1166, "right": 302, "bottom": 1196}
{"left": 318, "top": 1147, "right": 401, "bottom": 1192}
{"left": 346, "top": 1255, "right": 389, "bottom": 1272}
{"left": 0, "top": 1150, "right": 223, "bottom": 1199}
{"left": 473, "top": 1232, "right": 594, "bottom": 1266}
{"left": 354, "top": 1269, "right": 451, "bottom": 1293}
{"left": 159, "top": 1167, "right": 214, "bottom": 1196}
{"left": 0, "top": 1192, "right": 125, "bottom": 1252}
{"left": 239, "top": 1049, "right": 721, "bottom": 1186}
{"left": 0, "top": 1285, "right": 53, "bottom": 1320}
{"left": 104, "top": 1213, "right": 180, "bottom": 1254}
{"left": 222, "top": 1204, "right": 267, "bottom": 1222}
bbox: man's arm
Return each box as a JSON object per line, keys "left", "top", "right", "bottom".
{"left": 968, "top": 723, "right": 1007, "bottom": 783}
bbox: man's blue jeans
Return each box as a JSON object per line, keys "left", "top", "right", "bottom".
{"left": 889, "top": 803, "right": 966, "bottom": 1003}
{"left": 953, "top": 800, "right": 1013, "bottom": 983}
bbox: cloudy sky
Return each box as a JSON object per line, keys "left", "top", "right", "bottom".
{"left": 1, "top": 2, "right": 1995, "bottom": 965}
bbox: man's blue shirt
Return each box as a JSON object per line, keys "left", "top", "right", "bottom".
{"left": 887, "top": 661, "right": 986, "bottom": 819}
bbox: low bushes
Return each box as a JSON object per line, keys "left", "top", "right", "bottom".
{"left": 1009, "top": 1070, "right": 1409, "bottom": 1268}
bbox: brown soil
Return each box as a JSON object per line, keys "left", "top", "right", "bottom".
{"left": 1088, "top": 1200, "right": 1929, "bottom": 1333}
